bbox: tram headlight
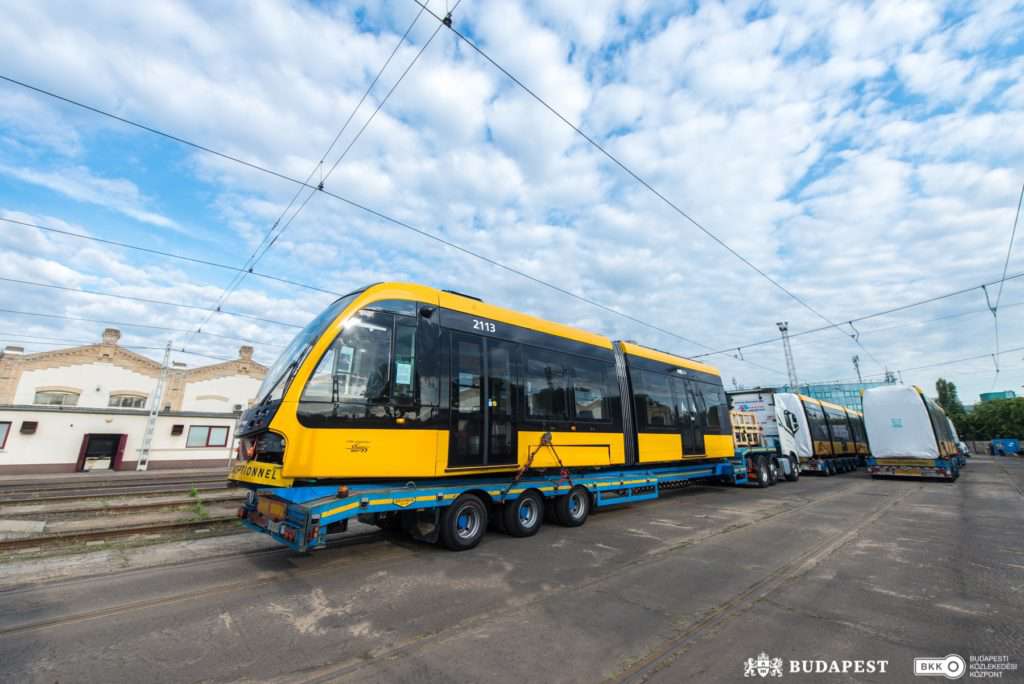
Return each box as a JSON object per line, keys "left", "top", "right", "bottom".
{"left": 239, "top": 431, "right": 286, "bottom": 464}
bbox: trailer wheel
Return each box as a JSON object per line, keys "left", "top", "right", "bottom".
{"left": 785, "top": 456, "right": 799, "bottom": 482}
{"left": 555, "top": 486, "right": 590, "bottom": 527}
{"left": 754, "top": 456, "right": 771, "bottom": 488}
{"left": 439, "top": 493, "right": 487, "bottom": 551}
{"left": 823, "top": 461, "right": 832, "bottom": 476}
{"left": 503, "top": 491, "right": 544, "bottom": 537}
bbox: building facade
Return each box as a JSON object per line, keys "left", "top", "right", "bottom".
{"left": 0, "top": 329, "right": 266, "bottom": 473}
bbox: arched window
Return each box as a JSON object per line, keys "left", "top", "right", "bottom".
{"left": 34, "top": 390, "right": 80, "bottom": 406}
{"left": 109, "top": 393, "right": 148, "bottom": 408}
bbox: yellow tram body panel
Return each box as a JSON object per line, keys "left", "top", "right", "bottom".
{"left": 703, "top": 434, "right": 734, "bottom": 458}
{"left": 618, "top": 341, "right": 721, "bottom": 376}
{"left": 278, "top": 420, "right": 447, "bottom": 480}
{"left": 637, "top": 433, "right": 683, "bottom": 463}
{"left": 518, "top": 431, "right": 625, "bottom": 468}
{"left": 237, "top": 281, "right": 732, "bottom": 481}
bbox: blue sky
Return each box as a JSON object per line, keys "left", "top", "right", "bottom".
{"left": 0, "top": 0, "right": 1022, "bottom": 403}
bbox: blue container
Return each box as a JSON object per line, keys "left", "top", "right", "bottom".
{"left": 980, "top": 390, "right": 1016, "bottom": 401}
{"left": 990, "top": 438, "right": 1019, "bottom": 455}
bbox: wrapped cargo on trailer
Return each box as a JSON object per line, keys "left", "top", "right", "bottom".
{"left": 773, "top": 393, "right": 863, "bottom": 475}
{"left": 863, "top": 385, "right": 960, "bottom": 480}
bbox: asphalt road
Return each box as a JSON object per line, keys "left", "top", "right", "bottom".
{"left": 2, "top": 455, "right": 1022, "bottom": 683}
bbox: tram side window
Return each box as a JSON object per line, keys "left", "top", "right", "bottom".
{"left": 670, "top": 376, "right": 695, "bottom": 428}
{"left": 827, "top": 410, "right": 850, "bottom": 441}
{"left": 571, "top": 360, "right": 610, "bottom": 422}
{"left": 803, "top": 401, "right": 830, "bottom": 443}
{"left": 636, "top": 370, "right": 675, "bottom": 429}
{"left": 299, "top": 309, "right": 394, "bottom": 418}
{"left": 698, "top": 384, "right": 725, "bottom": 433}
{"left": 849, "top": 415, "right": 863, "bottom": 442}
{"left": 526, "top": 353, "right": 568, "bottom": 420}
{"left": 392, "top": 318, "right": 417, "bottom": 405}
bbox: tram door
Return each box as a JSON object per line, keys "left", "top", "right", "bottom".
{"left": 449, "top": 334, "right": 516, "bottom": 468}
{"left": 671, "top": 377, "right": 702, "bottom": 456}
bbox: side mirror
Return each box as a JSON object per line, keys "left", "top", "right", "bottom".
{"left": 420, "top": 306, "right": 436, "bottom": 319}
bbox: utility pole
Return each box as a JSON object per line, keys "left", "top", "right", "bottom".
{"left": 776, "top": 321, "right": 799, "bottom": 390}
{"left": 137, "top": 341, "right": 172, "bottom": 471}
{"left": 852, "top": 355, "right": 862, "bottom": 384}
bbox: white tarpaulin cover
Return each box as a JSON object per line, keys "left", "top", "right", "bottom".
{"left": 863, "top": 385, "right": 938, "bottom": 459}
{"left": 774, "top": 393, "right": 813, "bottom": 459}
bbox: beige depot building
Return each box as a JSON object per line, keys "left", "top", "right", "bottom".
{"left": 0, "top": 328, "right": 266, "bottom": 473}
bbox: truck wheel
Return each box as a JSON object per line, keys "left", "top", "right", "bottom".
{"left": 439, "top": 494, "right": 487, "bottom": 551}
{"left": 755, "top": 456, "right": 771, "bottom": 488}
{"left": 785, "top": 456, "right": 799, "bottom": 482}
{"left": 768, "top": 458, "right": 779, "bottom": 484}
{"left": 503, "top": 491, "right": 544, "bottom": 537}
{"left": 554, "top": 486, "right": 590, "bottom": 527}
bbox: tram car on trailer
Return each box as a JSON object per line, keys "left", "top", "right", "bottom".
{"left": 773, "top": 393, "right": 869, "bottom": 475}
{"left": 230, "top": 283, "right": 744, "bottom": 550}
{"left": 863, "top": 385, "right": 961, "bottom": 480}
{"left": 231, "top": 282, "right": 735, "bottom": 483}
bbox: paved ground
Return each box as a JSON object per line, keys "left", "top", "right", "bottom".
{"left": 1, "top": 455, "right": 1021, "bottom": 683}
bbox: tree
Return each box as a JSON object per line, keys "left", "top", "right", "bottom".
{"left": 935, "top": 378, "right": 966, "bottom": 424}
{"left": 959, "top": 398, "right": 1024, "bottom": 440}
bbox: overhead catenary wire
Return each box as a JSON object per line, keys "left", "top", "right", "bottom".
{"left": 802, "top": 343, "right": 1024, "bottom": 387}
{"left": 0, "top": 306, "right": 284, "bottom": 349}
{"left": 0, "top": 332, "right": 235, "bottom": 362}
{"left": 995, "top": 183, "right": 1024, "bottom": 309}
{"left": 0, "top": 72, "right": 722, "bottom": 354}
{"left": 0, "top": 216, "right": 341, "bottom": 297}
{"left": 0, "top": 275, "right": 303, "bottom": 329}
{"left": 185, "top": 1, "right": 445, "bottom": 347}
{"left": 410, "top": 0, "right": 891, "bottom": 373}
{"left": 694, "top": 270, "right": 1024, "bottom": 358}
{"left": 983, "top": 182, "right": 1024, "bottom": 389}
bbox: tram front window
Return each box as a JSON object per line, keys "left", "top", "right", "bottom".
{"left": 299, "top": 309, "right": 396, "bottom": 420}
{"left": 256, "top": 291, "right": 361, "bottom": 403}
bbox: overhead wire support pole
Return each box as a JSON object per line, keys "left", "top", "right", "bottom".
{"left": 777, "top": 322, "right": 799, "bottom": 389}
{"left": 137, "top": 341, "right": 172, "bottom": 471}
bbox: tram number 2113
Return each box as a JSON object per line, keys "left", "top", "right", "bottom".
{"left": 472, "top": 319, "right": 497, "bottom": 333}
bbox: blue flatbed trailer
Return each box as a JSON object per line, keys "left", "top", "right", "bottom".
{"left": 237, "top": 457, "right": 749, "bottom": 552}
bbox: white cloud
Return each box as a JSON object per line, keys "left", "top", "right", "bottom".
{"left": 0, "top": 0, "right": 1022, "bottom": 402}
{"left": 0, "top": 164, "right": 184, "bottom": 231}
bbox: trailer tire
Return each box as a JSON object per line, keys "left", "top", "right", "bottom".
{"left": 754, "top": 456, "right": 771, "bottom": 488}
{"left": 785, "top": 456, "right": 799, "bottom": 482}
{"left": 439, "top": 494, "right": 487, "bottom": 551}
{"left": 503, "top": 491, "right": 544, "bottom": 537}
{"left": 554, "top": 486, "right": 590, "bottom": 527}
{"left": 823, "top": 461, "right": 832, "bottom": 476}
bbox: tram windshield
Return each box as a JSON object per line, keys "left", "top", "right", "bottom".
{"left": 256, "top": 291, "right": 362, "bottom": 403}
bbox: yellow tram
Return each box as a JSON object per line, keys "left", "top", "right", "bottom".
{"left": 230, "top": 282, "right": 734, "bottom": 486}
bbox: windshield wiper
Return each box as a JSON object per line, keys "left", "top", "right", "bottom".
{"left": 260, "top": 359, "right": 299, "bottom": 405}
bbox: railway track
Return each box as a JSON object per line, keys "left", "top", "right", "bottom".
{"left": 0, "top": 490, "right": 245, "bottom": 518}
{"left": 0, "top": 515, "right": 242, "bottom": 553}
{"left": 0, "top": 472, "right": 227, "bottom": 491}
{"left": 0, "top": 481, "right": 232, "bottom": 505}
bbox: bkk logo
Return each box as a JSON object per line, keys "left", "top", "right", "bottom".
{"left": 744, "top": 654, "right": 889, "bottom": 677}
{"left": 914, "top": 654, "right": 966, "bottom": 679}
